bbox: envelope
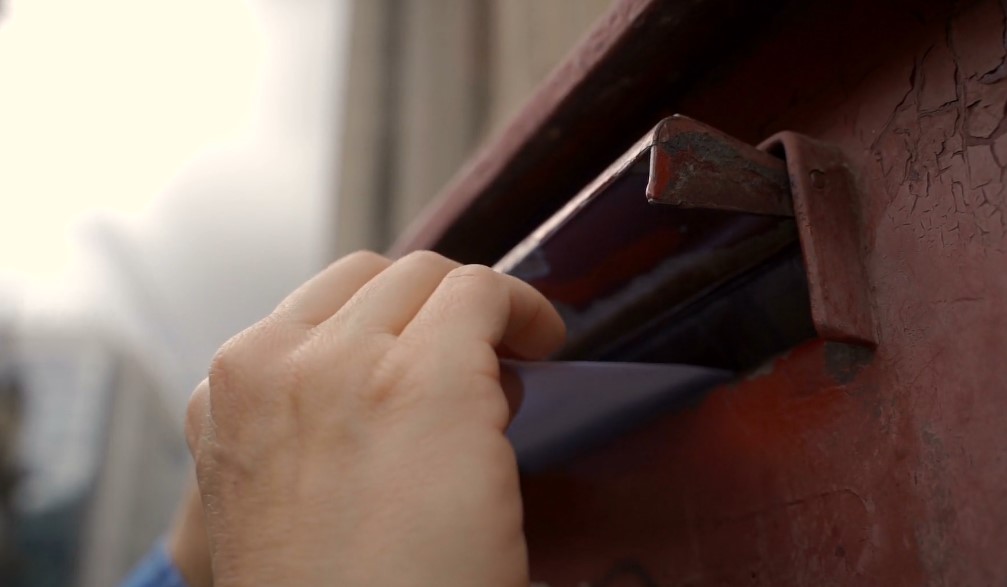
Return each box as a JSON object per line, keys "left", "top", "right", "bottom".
{"left": 503, "top": 360, "right": 731, "bottom": 469}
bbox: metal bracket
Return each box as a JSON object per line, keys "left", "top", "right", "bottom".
{"left": 647, "top": 117, "right": 876, "bottom": 346}
{"left": 760, "top": 132, "right": 876, "bottom": 346}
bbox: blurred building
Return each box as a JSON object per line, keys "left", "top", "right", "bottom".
{"left": 2, "top": 0, "right": 347, "bottom": 585}
{"left": 335, "top": 0, "right": 613, "bottom": 253}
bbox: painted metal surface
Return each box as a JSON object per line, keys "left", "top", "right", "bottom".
{"left": 521, "top": 341, "right": 883, "bottom": 586}
{"left": 395, "top": 0, "right": 1007, "bottom": 584}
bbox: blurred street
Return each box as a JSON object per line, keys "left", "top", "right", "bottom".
{"left": 0, "top": 1, "right": 349, "bottom": 584}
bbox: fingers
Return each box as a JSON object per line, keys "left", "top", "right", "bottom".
{"left": 193, "top": 254, "right": 562, "bottom": 442}
{"left": 401, "top": 264, "right": 567, "bottom": 362}
{"left": 318, "top": 251, "right": 461, "bottom": 336}
{"left": 273, "top": 251, "right": 392, "bottom": 326}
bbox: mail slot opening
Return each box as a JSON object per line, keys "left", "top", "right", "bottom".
{"left": 496, "top": 116, "right": 818, "bottom": 374}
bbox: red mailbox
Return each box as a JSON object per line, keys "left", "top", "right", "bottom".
{"left": 394, "top": 0, "right": 1007, "bottom": 584}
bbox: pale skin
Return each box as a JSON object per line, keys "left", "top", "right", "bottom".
{"left": 172, "top": 250, "right": 566, "bottom": 586}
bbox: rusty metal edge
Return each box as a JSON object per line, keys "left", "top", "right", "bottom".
{"left": 493, "top": 129, "right": 655, "bottom": 274}
{"left": 646, "top": 116, "right": 793, "bottom": 216}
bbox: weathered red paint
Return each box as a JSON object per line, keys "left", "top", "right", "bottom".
{"left": 397, "top": 0, "right": 1007, "bottom": 584}
{"left": 648, "top": 116, "right": 792, "bottom": 217}
{"left": 522, "top": 341, "right": 888, "bottom": 585}
{"left": 649, "top": 118, "right": 878, "bottom": 347}
{"left": 760, "top": 132, "right": 878, "bottom": 346}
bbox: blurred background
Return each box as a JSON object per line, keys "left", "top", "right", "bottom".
{"left": 0, "top": 0, "right": 611, "bottom": 585}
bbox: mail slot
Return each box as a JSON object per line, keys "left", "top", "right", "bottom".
{"left": 500, "top": 115, "right": 879, "bottom": 468}
{"left": 496, "top": 116, "right": 814, "bottom": 372}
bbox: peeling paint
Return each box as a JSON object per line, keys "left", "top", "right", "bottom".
{"left": 870, "top": 5, "right": 1007, "bottom": 257}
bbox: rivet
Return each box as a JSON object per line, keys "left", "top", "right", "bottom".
{"left": 810, "top": 169, "right": 826, "bottom": 189}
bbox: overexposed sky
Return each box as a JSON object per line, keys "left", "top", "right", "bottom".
{"left": 0, "top": 0, "right": 263, "bottom": 284}
{"left": 1, "top": 0, "right": 349, "bottom": 407}
{"left": 1, "top": 5, "right": 350, "bottom": 569}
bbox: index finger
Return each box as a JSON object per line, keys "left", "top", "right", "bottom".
{"left": 399, "top": 264, "right": 566, "bottom": 361}
{"left": 273, "top": 251, "right": 392, "bottom": 326}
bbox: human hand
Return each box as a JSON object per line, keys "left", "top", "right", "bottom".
{"left": 185, "top": 251, "right": 566, "bottom": 587}
{"left": 166, "top": 478, "right": 212, "bottom": 587}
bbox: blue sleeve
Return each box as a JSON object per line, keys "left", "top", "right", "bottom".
{"left": 119, "top": 542, "right": 190, "bottom": 587}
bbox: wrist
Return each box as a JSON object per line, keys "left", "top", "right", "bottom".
{"left": 167, "top": 480, "right": 213, "bottom": 587}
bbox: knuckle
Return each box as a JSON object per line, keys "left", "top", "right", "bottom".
{"left": 440, "top": 265, "right": 503, "bottom": 307}
{"left": 338, "top": 250, "right": 390, "bottom": 275}
{"left": 345, "top": 249, "right": 387, "bottom": 266}
{"left": 184, "top": 399, "right": 202, "bottom": 447}
{"left": 184, "top": 381, "right": 210, "bottom": 453}
{"left": 205, "top": 326, "right": 263, "bottom": 398}
{"left": 400, "top": 249, "right": 450, "bottom": 269}
{"left": 208, "top": 342, "right": 239, "bottom": 392}
{"left": 206, "top": 319, "right": 280, "bottom": 395}
{"left": 445, "top": 264, "right": 497, "bottom": 286}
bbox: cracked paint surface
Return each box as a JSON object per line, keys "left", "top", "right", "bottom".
{"left": 521, "top": 0, "right": 1007, "bottom": 585}
{"left": 874, "top": 1, "right": 1007, "bottom": 255}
